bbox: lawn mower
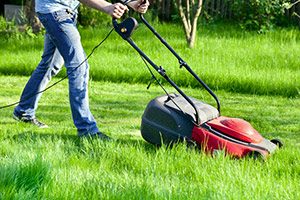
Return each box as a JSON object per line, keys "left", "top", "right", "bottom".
{"left": 113, "top": 15, "right": 283, "bottom": 159}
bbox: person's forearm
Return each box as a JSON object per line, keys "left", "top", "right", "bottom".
{"left": 79, "top": 0, "right": 148, "bottom": 17}
{"left": 79, "top": 0, "right": 112, "bottom": 14}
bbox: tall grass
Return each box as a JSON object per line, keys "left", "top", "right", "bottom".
{"left": 0, "top": 22, "right": 299, "bottom": 97}
{"left": 0, "top": 75, "right": 299, "bottom": 199}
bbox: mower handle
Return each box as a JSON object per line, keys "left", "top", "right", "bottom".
{"left": 139, "top": 14, "right": 221, "bottom": 113}
{"left": 112, "top": 15, "right": 221, "bottom": 125}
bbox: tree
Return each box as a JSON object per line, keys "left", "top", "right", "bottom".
{"left": 24, "top": 0, "right": 42, "bottom": 33}
{"left": 284, "top": 0, "right": 300, "bottom": 19}
{"left": 176, "top": 0, "right": 203, "bottom": 48}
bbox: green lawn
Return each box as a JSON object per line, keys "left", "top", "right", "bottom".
{"left": 0, "top": 75, "right": 299, "bottom": 199}
{"left": 0, "top": 22, "right": 299, "bottom": 97}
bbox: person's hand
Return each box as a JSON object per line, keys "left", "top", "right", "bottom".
{"left": 106, "top": 3, "right": 129, "bottom": 19}
{"left": 128, "top": 0, "right": 150, "bottom": 14}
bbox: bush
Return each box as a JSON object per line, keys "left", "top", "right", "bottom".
{"left": 78, "top": 5, "right": 112, "bottom": 27}
{"left": 6, "top": 0, "right": 24, "bottom": 5}
{"left": 0, "top": 16, "right": 37, "bottom": 39}
{"left": 0, "top": 15, "right": 20, "bottom": 38}
{"left": 231, "top": 0, "right": 288, "bottom": 32}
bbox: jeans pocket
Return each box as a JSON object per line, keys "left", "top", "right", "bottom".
{"left": 53, "top": 10, "right": 73, "bottom": 23}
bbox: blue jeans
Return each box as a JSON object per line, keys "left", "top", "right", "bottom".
{"left": 14, "top": 9, "right": 99, "bottom": 136}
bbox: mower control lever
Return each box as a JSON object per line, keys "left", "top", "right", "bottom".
{"left": 179, "top": 60, "right": 187, "bottom": 69}
{"left": 112, "top": 17, "right": 139, "bottom": 40}
{"left": 157, "top": 66, "right": 166, "bottom": 76}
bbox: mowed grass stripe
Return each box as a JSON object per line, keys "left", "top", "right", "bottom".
{"left": 0, "top": 23, "right": 299, "bottom": 97}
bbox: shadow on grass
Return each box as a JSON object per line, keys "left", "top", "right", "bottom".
{"left": 10, "top": 131, "right": 159, "bottom": 154}
{"left": 11, "top": 131, "right": 79, "bottom": 144}
{"left": 115, "top": 137, "right": 158, "bottom": 153}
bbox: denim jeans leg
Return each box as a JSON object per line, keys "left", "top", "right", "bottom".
{"left": 48, "top": 48, "right": 64, "bottom": 77}
{"left": 14, "top": 33, "right": 64, "bottom": 119}
{"left": 37, "top": 11, "right": 99, "bottom": 135}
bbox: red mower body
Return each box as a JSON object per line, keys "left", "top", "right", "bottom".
{"left": 192, "top": 117, "right": 274, "bottom": 158}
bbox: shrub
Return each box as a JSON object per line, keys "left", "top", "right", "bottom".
{"left": 0, "top": 16, "right": 37, "bottom": 39}
{"left": 78, "top": 5, "right": 112, "bottom": 27}
{"left": 231, "top": 0, "right": 288, "bottom": 32}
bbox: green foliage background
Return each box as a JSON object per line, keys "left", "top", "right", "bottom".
{"left": 231, "top": 0, "right": 290, "bottom": 32}
{"left": 78, "top": 5, "right": 112, "bottom": 27}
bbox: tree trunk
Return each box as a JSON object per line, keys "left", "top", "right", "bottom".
{"left": 25, "top": 0, "right": 42, "bottom": 33}
{"left": 177, "top": 0, "right": 203, "bottom": 48}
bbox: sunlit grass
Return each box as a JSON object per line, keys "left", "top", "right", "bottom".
{"left": 0, "top": 23, "right": 299, "bottom": 97}
{"left": 0, "top": 75, "right": 299, "bottom": 199}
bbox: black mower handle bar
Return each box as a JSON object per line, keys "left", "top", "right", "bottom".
{"left": 139, "top": 15, "right": 220, "bottom": 112}
{"left": 112, "top": 15, "right": 221, "bottom": 125}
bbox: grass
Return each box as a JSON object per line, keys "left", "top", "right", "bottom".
{"left": 0, "top": 21, "right": 299, "bottom": 199}
{"left": 0, "top": 75, "right": 299, "bottom": 199}
{"left": 0, "top": 22, "right": 299, "bottom": 97}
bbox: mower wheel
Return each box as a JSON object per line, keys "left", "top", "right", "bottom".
{"left": 270, "top": 138, "right": 283, "bottom": 148}
{"left": 184, "top": 138, "right": 201, "bottom": 150}
{"left": 248, "top": 151, "right": 265, "bottom": 160}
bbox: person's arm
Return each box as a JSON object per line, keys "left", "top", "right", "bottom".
{"left": 79, "top": 0, "right": 149, "bottom": 19}
{"left": 79, "top": 0, "right": 128, "bottom": 19}
{"left": 124, "top": 0, "right": 149, "bottom": 13}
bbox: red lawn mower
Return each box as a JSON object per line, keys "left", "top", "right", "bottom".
{"left": 113, "top": 15, "right": 283, "bottom": 159}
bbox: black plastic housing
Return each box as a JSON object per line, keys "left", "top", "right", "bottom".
{"left": 141, "top": 94, "right": 219, "bottom": 145}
